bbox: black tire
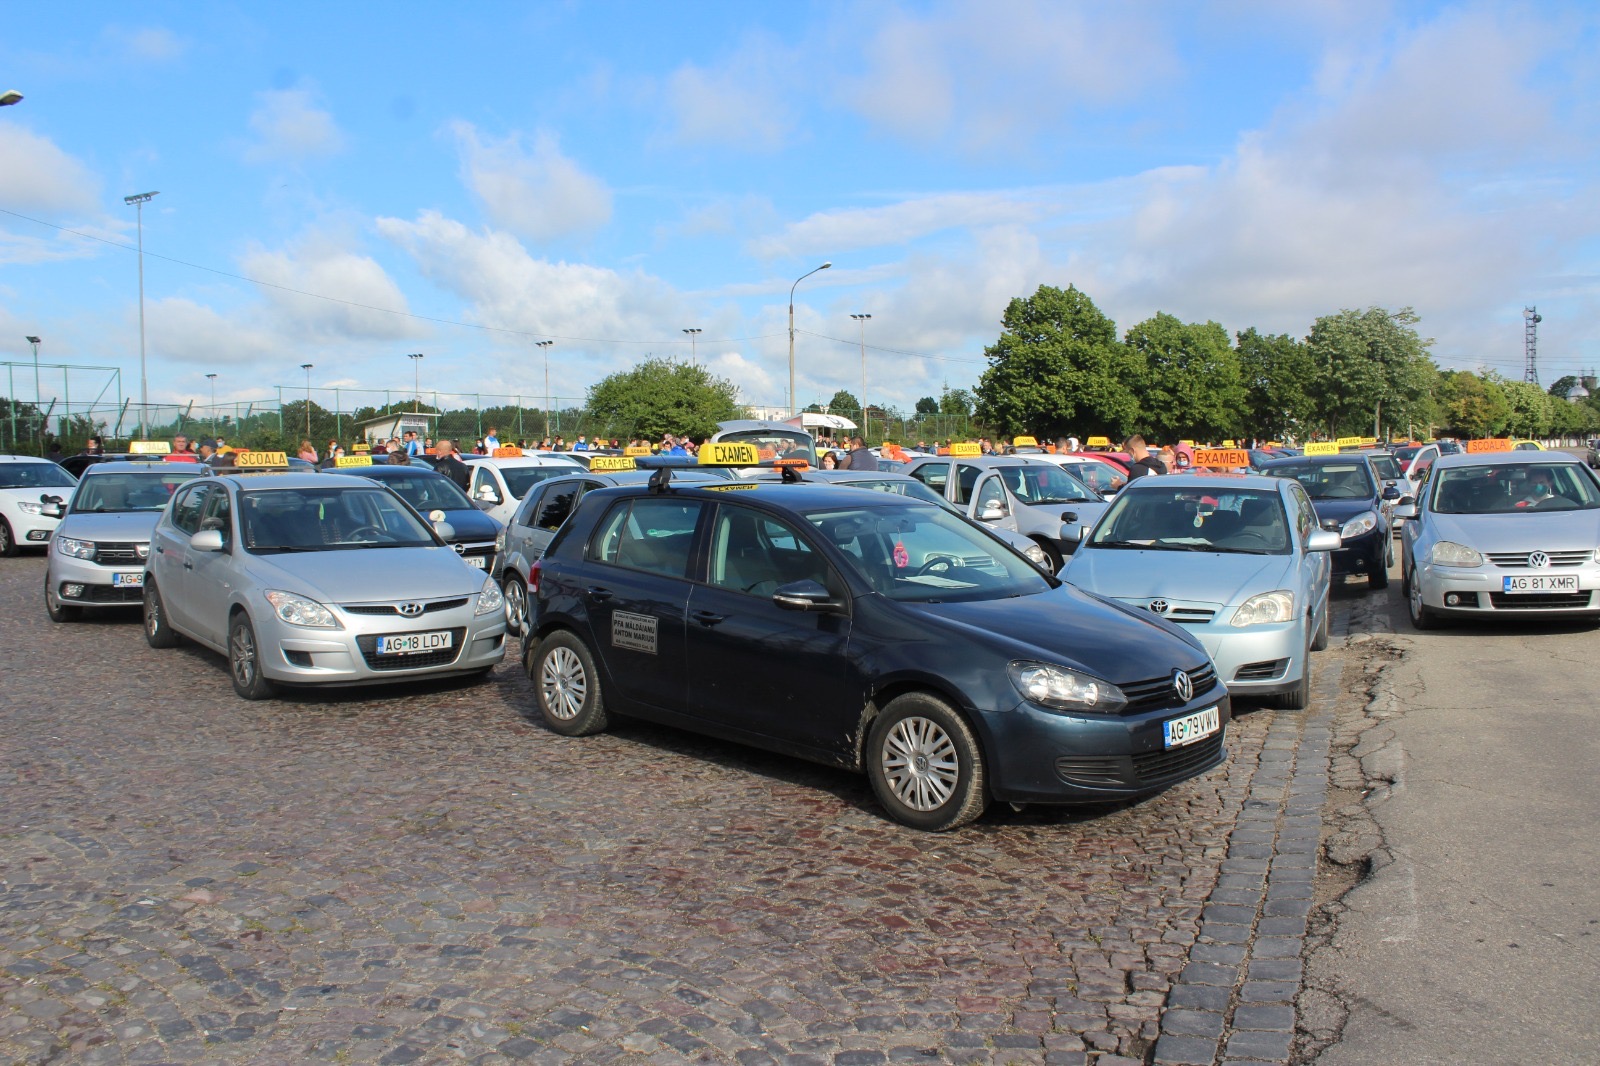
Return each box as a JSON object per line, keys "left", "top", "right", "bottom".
{"left": 228, "top": 612, "right": 277, "bottom": 700}
{"left": 1034, "top": 539, "right": 1063, "bottom": 576}
{"left": 866, "top": 692, "right": 989, "bottom": 831}
{"left": 1406, "top": 565, "right": 1441, "bottom": 631}
{"left": 1310, "top": 603, "right": 1330, "bottom": 652}
{"left": 143, "top": 581, "right": 180, "bottom": 648}
{"left": 44, "top": 573, "right": 82, "bottom": 622}
{"left": 1280, "top": 632, "right": 1313, "bottom": 711}
{"left": 502, "top": 571, "right": 528, "bottom": 636}
{"left": 530, "top": 630, "right": 609, "bottom": 736}
{"left": 0, "top": 517, "right": 16, "bottom": 557}
{"left": 1368, "top": 546, "right": 1390, "bottom": 590}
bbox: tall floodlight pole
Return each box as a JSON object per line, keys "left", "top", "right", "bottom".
{"left": 850, "top": 314, "right": 871, "bottom": 439}
{"left": 682, "top": 327, "right": 702, "bottom": 366}
{"left": 124, "top": 191, "right": 159, "bottom": 439}
{"left": 300, "top": 364, "right": 314, "bottom": 440}
{"left": 788, "top": 262, "right": 831, "bottom": 416}
{"left": 205, "top": 372, "right": 217, "bottom": 432}
{"left": 0, "top": 90, "right": 22, "bottom": 106}
{"left": 407, "top": 353, "right": 424, "bottom": 411}
{"left": 536, "top": 341, "right": 554, "bottom": 437}
{"left": 25, "top": 334, "right": 41, "bottom": 415}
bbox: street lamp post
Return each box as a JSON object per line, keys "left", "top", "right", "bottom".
{"left": 205, "top": 372, "right": 217, "bottom": 434}
{"left": 407, "top": 353, "right": 424, "bottom": 412}
{"left": 536, "top": 341, "right": 554, "bottom": 438}
{"left": 788, "top": 262, "right": 831, "bottom": 417}
{"left": 300, "top": 363, "right": 314, "bottom": 441}
{"left": 124, "top": 191, "right": 159, "bottom": 439}
{"left": 0, "top": 90, "right": 22, "bottom": 107}
{"left": 682, "top": 328, "right": 702, "bottom": 366}
{"left": 850, "top": 314, "right": 871, "bottom": 440}
{"left": 24, "top": 336, "right": 41, "bottom": 441}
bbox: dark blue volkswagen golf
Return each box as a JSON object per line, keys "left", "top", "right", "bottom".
{"left": 522, "top": 472, "right": 1231, "bottom": 830}
{"left": 1261, "top": 454, "right": 1396, "bottom": 589}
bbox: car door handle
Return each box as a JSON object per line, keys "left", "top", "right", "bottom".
{"left": 587, "top": 587, "right": 613, "bottom": 602}
{"left": 183, "top": 561, "right": 193, "bottom": 570}
{"left": 154, "top": 545, "right": 164, "bottom": 554}
{"left": 691, "top": 610, "right": 725, "bottom": 627}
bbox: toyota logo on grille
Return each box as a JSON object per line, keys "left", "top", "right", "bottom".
{"left": 1173, "top": 670, "right": 1193, "bottom": 702}
{"left": 1148, "top": 599, "right": 1169, "bottom": 614}
{"left": 1527, "top": 551, "right": 1550, "bottom": 569}
{"left": 397, "top": 602, "right": 424, "bottom": 617}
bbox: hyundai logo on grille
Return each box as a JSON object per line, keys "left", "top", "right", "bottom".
{"left": 397, "top": 602, "right": 424, "bottom": 617}
{"left": 1527, "top": 551, "right": 1550, "bottom": 569}
{"left": 1148, "top": 599, "right": 1169, "bottom": 614}
{"left": 1173, "top": 670, "right": 1193, "bottom": 702}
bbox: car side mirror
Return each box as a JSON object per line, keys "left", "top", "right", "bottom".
{"left": 772, "top": 579, "right": 844, "bottom": 614}
{"left": 1060, "top": 510, "right": 1079, "bottom": 525}
{"left": 476, "top": 485, "right": 501, "bottom": 503}
{"left": 1306, "top": 529, "right": 1342, "bottom": 552}
{"left": 1391, "top": 504, "right": 1417, "bottom": 520}
{"left": 978, "top": 502, "right": 1006, "bottom": 521}
{"left": 40, "top": 494, "right": 66, "bottom": 519}
{"left": 1382, "top": 485, "right": 1400, "bottom": 500}
{"left": 190, "top": 529, "right": 225, "bottom": 552}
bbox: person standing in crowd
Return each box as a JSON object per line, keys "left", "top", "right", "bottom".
{"left": 172, "top": 433, "right": 194, "bottom": 454}
{"left": 433, "top": 439, "right": 472, "bottom": 492}
{"left": 298, "top": 439, "right": 319, "bottom": 463}
{"left": 1157, "top": 445, "right": 1178, "bottom": 473}
{"left": 1122, "top": 435, "right": 1166, "bottom": 480}
{"left": 483, "top": 426, "right": 501, "bottom": 451}
{"left": 404, "top": 430, "right": 422, "bottom": 456}
{"left": 83, "top": 436, "right": 105, "bottom": 456}
{"left": 846, "top": 436, "right": 878, "bottom": 471}
{"left": 820, "top": 451, "right": 839, "bottom": 470}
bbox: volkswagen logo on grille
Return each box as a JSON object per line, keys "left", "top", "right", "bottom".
{"left": 1148, "top": 599, "right": 1169, "bottom": 614}
{"left": 397, "top": 602, "right": 424, "bottom": 617}
{"left": 1527, "top": 551, "right": 1550, "bottom": 569}
{"left": 452, "top": 543, "right": 466, "bottom": 555}
{"left": 1173, "top": 670, "right": 1193, "bottom": 702}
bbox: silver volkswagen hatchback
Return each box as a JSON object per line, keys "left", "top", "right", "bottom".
{"left": 143, "top": 472, "right": 507, "bottom": 699}
{"left": 1062, "top": 473, "right": 1340, "bottom": 709}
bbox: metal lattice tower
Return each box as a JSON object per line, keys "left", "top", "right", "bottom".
{"left": 1523, "top": 306, "right": 1542, "bottom": 385}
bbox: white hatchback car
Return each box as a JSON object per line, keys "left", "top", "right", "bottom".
{"left": 462, "top": 455, "right": 583, "bottom": 524}
{"left": 0, "top": 454, "right": 78, "bottom": 556}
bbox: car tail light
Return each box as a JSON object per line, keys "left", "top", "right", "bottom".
{"left": 529, "top": 559, "right": 542, "bottom": 596}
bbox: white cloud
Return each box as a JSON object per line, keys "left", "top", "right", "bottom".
{"left": 749, "top": 191, "right": 1054, "bottom": 259}
{"left": 0, "top": 123, "right": 101, "bottom": 214}
{"left": 147, "top": 297, "right": 283, "bottom": 368}
{"left": 240, "top": 233, "right": 424, "bottom": 343}
{"left": 450, "top": 122, "right": 612, "bottom": 242}
{"left": 244, "top": 88, "right": 345, "bottom": 164}
{"left": 662, "top": 35, "right": 794, "bottom": 150}
{"left": 101, "top": 25, "right": 187, "bottom": 63}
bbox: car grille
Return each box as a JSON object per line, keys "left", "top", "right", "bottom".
{"left": 1487, "top": 591, "right": 1595, "bottom": 610}
{"left": 341, "top": 597, "right": 469, "bottom": 616}
{"left": 457, "top": 541, "right": 497, "bottom": 559}
{"left": 1486, "top": 550, "right": 1590, "bottom": 568}
{"left": 1055, "top": 733, "right": 1226, "bottom": 789}
{"left": 94, "top": 542, "right": 145, "bottom": 566}
{"left": 1120, "top": 663, "right": 1218, "bottom": 713}
{"left": 1131, "top": 733, "right": 1227, "bottom": 786}
{"left": 79, "top": 585, "right": 143, "bottom": 603}
{"left": 1234, "top": 659, "right": 1289, "bottom": 682}
{"left": 355, "top": 627, "right": 468, "bottom": 670}
{"left": 1118, "top": 597, "right": 1219, "bottom": 625}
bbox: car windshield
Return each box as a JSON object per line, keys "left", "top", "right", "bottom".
{"left": 837, "top": 477, "right": 963, "bottom": 513}
{"left": 1430, "top": 463, "right": 1600, "bottom": 514}
{"left": 1067, "top": 460, "right": 1126, "bottom": 493}
{"left": 806, "top": 502, "right": 1051, "bottom": 603}
{"left": 240, "top": 486, "right": 436, "bottom": 552}
{"left": 361, "top": 471, "right": 474, "bottom": 511}
{"left": 0, "top": 462, "right": 77, "bottom": 490}
{"left": 72, "top": 471, "right": 203, "bottom": 512}
{"left": 713, "top": 427, "right": 817, "bottom": 465}
{"left": 1090, "top": 486, "right": 1291, "bottom": 554}
{"left": 1368, "top": 455, "right": 1403, "bottom": 481}
{"left": 995, "top": 463, "right": 1099, "bottom": 504}
{"left": 503, "top": 466, "right": 575, "bottom": 499}
{"left": 1269, "top": 461, "right": 1375, "bottom": 500}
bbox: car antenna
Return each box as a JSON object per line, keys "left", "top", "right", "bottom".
{"left": 648, "top": 466, "right": 673, "bottom": 493}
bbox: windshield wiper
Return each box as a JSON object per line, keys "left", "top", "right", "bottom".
{"left": 253, "top": 544, "right": 323, "bottom": 552}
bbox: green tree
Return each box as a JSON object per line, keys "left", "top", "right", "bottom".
{"left": 975, "top": 284, "right": 1140, "bottom": 439}
{"left": 1236, "top": 328, "right": 1317, "bottom": 440}
{"left": 585, "top": 358, "right": 741, "bottom": 441}
{"left": 1125, "top": 313, "right": 1243, "bottom": 442}
{"left": 939, "top": 387, "right": 975, "bottom": 417}
{"left": 1496, "top": 376, "right": 1552, "bottom": 438}
{"left": 1439, "top": 371, "right": 1509, "bottom": 438}
{"left": 1306, "top": 307, "right": 1436, "bottom": 437}
{"left": 826, "top": 390, "right": 861, "bottom": 420}
{"left": 915, "top": 395, "right": 939, "bottom": 415}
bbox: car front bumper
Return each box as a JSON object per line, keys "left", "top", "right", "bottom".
{"left": 1332, "top": 528, "right": 1385, "bottom": 576}
{"left": 48, "top": 550, "right": 150, "bottom": 606}
{"left": 7, "top": 510, "right": 59, "bottom": 548}
{"left": 256, "top": 606, "right": 508, "bottom": 686}
{"left": 1192, "top": 620, "right": 1308, "bottom": 696}
{"left": 1415, "top": 561, "right": 1600, "bottom": 616}
{"left": 978, "top": 688, "right": 1232, "bottom": 804}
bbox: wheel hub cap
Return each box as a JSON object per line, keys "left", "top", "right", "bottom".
{"left": 881, "top": 716, "right": 959, "bottom": 812}
{"left": 541, "top": 647, "right": 586, "bottom": 720}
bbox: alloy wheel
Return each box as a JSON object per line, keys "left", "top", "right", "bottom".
{"left": 540, "top": 645, "right": 587, "bottom": 720}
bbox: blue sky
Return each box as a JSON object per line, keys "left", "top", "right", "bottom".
{"left": 2, "top": 1, "right": 1597, "bottom": 421}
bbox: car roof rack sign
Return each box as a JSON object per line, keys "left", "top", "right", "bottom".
{"left": 651, "top": 441, "right": 764, "bottom": 493}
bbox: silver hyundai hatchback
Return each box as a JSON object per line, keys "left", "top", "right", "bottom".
{"left": 143, "top": 472, "right": 506, "bottom": 698}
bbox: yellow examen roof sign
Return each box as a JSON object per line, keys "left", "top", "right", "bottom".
{"left": 1085, "top": 436, "right": 1111, "bottom": 448}
{"left": 335, "top": 455, "right": 374, "bottom": 467}
{"left": 587, "top": 455, "right": 636, "bottom": 472}
{"left": 1335, "top": 436, "right": 1364, "bottom": 447}
{"left": 698, "top": 441, "right": 762, "bottom": 466}
{"left": 947, "top": 442, "right": 982, "bottom": 457}
{"left": 1303, "top": 442, "right": 1340, "bottom": 456}
{"left": 352, "top": 442, "right": 371, "bottom": 453}
{"left": 129, "top": 441, "right": 171, "bottom": 454}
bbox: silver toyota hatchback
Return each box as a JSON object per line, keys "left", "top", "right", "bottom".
{"left": 143, "top": 472, "right": 507, "bottom": 699}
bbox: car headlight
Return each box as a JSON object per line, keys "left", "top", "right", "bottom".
{"left": 1429, "top": 540, "right": 1483, "bottom": 567}
{"left": 264, "top": 589, "right": 340, "bottom": 628}
{"left": 1340, "top": 511, "right": 1378, "bottom": 539}
{"left": 475, "top": 577, "right": 504, "bottom": 617}
{"left": 17, "top": 501, "right": 45, "bottom": 515}
{"left": 56, "top": 537, "right": 95, "bottom": 560}
{"left": 1022, "top": 543, "right": 1048, "bottom": 567}
{"left": 1008, "top": 662, "right": 1127, "bottom": 713}
{"left": 495, "top": 530, "right": 506, "bottom": 551}
{"left": 1232, "top": 590, "right": 1295, "bottom": 627}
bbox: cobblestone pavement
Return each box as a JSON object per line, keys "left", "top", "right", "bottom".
{"left": 1, "top": 554, "right": 1358, "bottom": 1065}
